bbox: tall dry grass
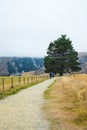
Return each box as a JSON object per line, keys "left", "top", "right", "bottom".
{"left": 44, "top": 74, "right": 87, "bottom": 130}
{"left": 62, "top": 74, "right": 87, "bottom": 125}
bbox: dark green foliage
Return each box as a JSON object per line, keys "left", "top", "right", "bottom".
{"left": 12, "top": 58, "right": 44, "bottom": 73}
{"left": 4, "top": 57, "right": 44, "bottom": 75}
{"left": 7, "top": 62, "right": 16, "bottom": 74}
{"left": 44, "top": 35, "right": 81, "bottom": 76}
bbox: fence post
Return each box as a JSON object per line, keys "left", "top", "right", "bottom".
{"left": 19, "top": 76, "right": 21, "bottom": 86}
{"left": 24, "top": 77, "right": 25, "bottom": 85}
{"left": 34, "top": 76, "right": 36, "bottom": 83}
{"left": 27, "top": 77, "right": 29, "bottom": 84}
{"left": 32, "top": 76, "right": 33, "bottom": 83}
{"left": 2, "top": 78, "right": 4, "bottom": 91}
{"left": 11, "top": 77, "right": 13, "bottom": 88}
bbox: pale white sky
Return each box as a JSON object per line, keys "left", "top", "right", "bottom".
{"left": 0, "top": 0, "right": 87, "bottom": 57}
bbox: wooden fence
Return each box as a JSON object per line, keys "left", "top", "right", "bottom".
{"left": 0, "top": 74, "right": 49, "bottom": 92}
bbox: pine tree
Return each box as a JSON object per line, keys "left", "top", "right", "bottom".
{"left": 44, "top": 35, "right": 81, "bottom": 76}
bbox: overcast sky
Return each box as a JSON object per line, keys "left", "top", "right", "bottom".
{"left": 0, "top": 0, "right": 87, "bottom": 57}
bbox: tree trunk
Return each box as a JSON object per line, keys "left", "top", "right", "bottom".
{"left": 59, "top": 72, "right": 63, "bottom": 76}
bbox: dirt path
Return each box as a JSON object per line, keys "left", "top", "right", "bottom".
{"left": 0, "top": 78, "right": 56, "bottom": 130}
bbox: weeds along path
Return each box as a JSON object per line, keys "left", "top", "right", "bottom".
{"left": 0, "top": 78, "right": 56, "bottom": 130}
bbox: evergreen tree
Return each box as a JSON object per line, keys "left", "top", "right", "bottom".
{"left": 44, "top": 35, "right": 81, "bottom": 76}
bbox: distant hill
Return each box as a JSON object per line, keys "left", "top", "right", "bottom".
{"left": 78, "top": 52, "right": 87, "bottom": 73}
{"left": 0, "top": 53, "right": 87, "bottom": 76}
{"left": 0, "top": 57, "right": 44, "bottom": 76}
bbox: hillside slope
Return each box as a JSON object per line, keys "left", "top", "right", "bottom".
{"left": 0, "top": 57, "right": 44, "bottom": 75}
{"left": 78, "top": 52, "right": 87, "bottom": 73}
{"left": 0, "top": 52, "right": 87, "bottom": 76}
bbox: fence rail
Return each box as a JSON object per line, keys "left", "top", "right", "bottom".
{"left": 0, "top": 74, "right": 49, "bottom": 92}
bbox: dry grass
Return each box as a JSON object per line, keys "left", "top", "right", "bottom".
{"left": 0, "top": 75, "right": 49, "bottom": 91}
{"left": 43, "top": 74, "right": 87, "bottom": 130}
{"left": 0, "top": 75, "right": 49, "bottom": 99}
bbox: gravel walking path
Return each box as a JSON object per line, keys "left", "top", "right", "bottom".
{"left": 0, "top": 78, "right": 56, "bottom": 130}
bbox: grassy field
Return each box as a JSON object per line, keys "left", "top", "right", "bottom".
{"left": 0, "top": 75, "right": 47, "bottom": 89}
{"left": 0, "top": 74, "right": 49, "bottom": 99}
{"left": 43, "top": 74, "right": 87, "bottom": 130}
{"left": 0, "top": 76, "right": 33, "bottom": 91}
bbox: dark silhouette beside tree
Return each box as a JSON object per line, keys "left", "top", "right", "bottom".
{"left": 44, "top": 35, "right": 81, "bottom": 76}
